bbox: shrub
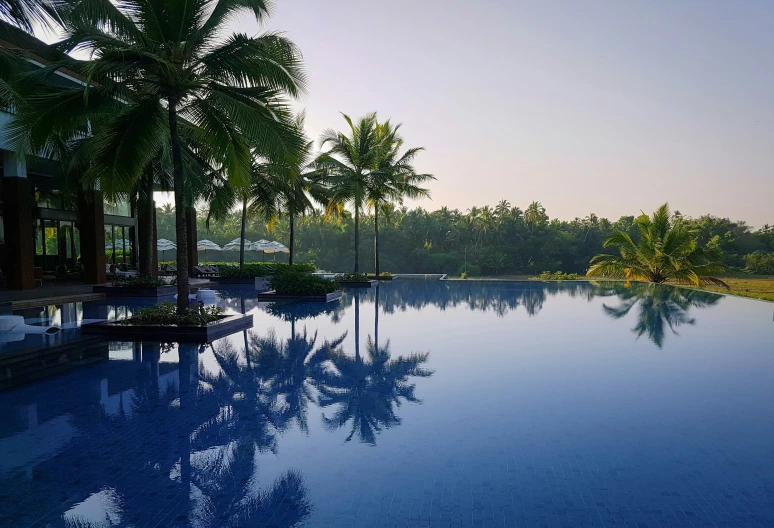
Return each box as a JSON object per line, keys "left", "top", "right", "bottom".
{"left": 339, "top": 272, "right": 371, "bottom": 282}
{"left": 531, "top": 271, "right": 580, "bottom": 281}
{"left": 122, "top": 302, "right": 224, "bottom": 326}
{"left": 112, "top": 276, "right": 168, "bottom": 288}
{"left": 744, "top": 252, "right": 774, "bottom": 275}
{"left": 270, "top": 269, "right": 339, "bottom": 295}
{"left": 460, "top": 272, "right": 468, "bottom": 279}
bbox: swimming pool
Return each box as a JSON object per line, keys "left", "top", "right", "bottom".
{"left": 1, "top": 281, "right": 772, "bottom": 527}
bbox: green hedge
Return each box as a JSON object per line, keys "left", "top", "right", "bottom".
{"left": 270, "top": 269, "right": 339, "bottom": 295}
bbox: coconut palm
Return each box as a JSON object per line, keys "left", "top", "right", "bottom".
{"left": 369, "top": 120, "right": 434, "bottom": 276}
{"left": 258, "top": 113, "right": 329, "bottom": 265}
{"left": 10, "top": 0, "right": 305, "bottom": 312}
{"left": 1, "top": 0, "right": 60, "bottom": 32}
{"left": 587, "top": 203, "right": 729, "bottom": 288}
{"left": 317, "top": 113, "right": 381, "bottom": 273}
{"left": 524, "top": 201, "right": 546, "bottom": 236}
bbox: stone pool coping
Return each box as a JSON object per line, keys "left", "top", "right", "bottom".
{"left": 82, "top": 313, "right": 253, "bottom": 343}
{"left": 256, "top": 290, "right": 342, "bottom": 303}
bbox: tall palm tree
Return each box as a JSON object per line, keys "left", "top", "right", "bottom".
{"left": 369, "top": 120, "right": 434, "bottom": 276}
{"left": 524, "top": 201, "right": 546, "bottom": 236}
{"left": 587, "top": 203, "right": 729, "bottom": 288}
{"left": 259, "top": 113, "right": 329, "bottom": 265}
{"left": 317, "top": 113, "right": 381, "bottom": 273}
{"left": 11, "top": 0, "right": 305, "bottom": 312}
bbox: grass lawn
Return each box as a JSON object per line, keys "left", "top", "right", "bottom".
{"left": 700, "top": 276, "right": 774, "bottom": 302}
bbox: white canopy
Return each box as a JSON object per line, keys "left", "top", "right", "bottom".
{"left": 222, "top": 238, "right": 251, "bottom": 251}
{"left": 197, "top": 239, "right": 222, "bottom": 251}
{"left": 157, "top": 238, "right": 177, "bottom": 250}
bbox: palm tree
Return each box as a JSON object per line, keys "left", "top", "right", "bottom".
{"left": 587, "top": 203, "right": 729, "bottom": 288}
{"left": 318, "top": 113, "right": 381, "bottom": 273}
{"left": 369, "top": 120, "right": 434, "bottom": 276}
{"left": 259, "top": 113, "right": 329, "bottom": 265}
{"left": 11, "top": 0, "right": 305, "bottom": 312}
{"left": 524, "top": 201, "right": 546, "bottom": 236}
{"left": 1, "top": 0, "right": 59, "bottom": 32}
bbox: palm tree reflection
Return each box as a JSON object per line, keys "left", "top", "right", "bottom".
{"left": 599, "top": 283, "right": 722, "bottom": 348}
{"left": 313, "top": 289, "right": 433, "bottom": 444}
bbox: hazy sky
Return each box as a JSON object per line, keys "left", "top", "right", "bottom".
{"left": 229, "top": 0, "right": 773, "bottom": 227}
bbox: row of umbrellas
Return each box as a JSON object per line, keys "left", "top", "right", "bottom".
{"left": 156, "top": 238, "right": 289, "bottom": 260}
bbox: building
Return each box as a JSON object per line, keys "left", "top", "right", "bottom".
{"left": 0, "top": 23, "right": 138, "bottom": 290}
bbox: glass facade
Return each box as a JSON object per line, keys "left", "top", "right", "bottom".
{"left": 105, "top": 224, "right": 135, "bottom": 269}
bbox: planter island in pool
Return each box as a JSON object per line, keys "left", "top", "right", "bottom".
{"left": 366, "top": 275, "right": 393, "bottom": 281}
{"left": 82, "top": 313, "right": 253, "bottom": 343}
{"left": 215, "top": 277, "right": 271, "bottom": 290}
{"left": 256, "top": 290, "right": 343, "bottom": 303}
{"left": 93, "top": 284, "right": 178, "bottom": 299}
{"left": 339, "top": 280, "right": 378, "bottom": 288}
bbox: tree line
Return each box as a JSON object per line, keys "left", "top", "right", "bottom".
{"left": 156, "top": 200, "right": 774, "bottom": 276}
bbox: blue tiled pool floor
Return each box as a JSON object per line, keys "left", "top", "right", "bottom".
{"left": 0, "top": 281, "right": 772, "bottom": 527}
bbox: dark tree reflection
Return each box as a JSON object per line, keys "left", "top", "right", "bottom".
{"left": 598, "top": 283, "right": 722, "bottom": 348}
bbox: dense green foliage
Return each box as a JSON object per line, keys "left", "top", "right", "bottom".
{"left": 123, "top": 302, "right": 224, "bottom": 326}
{"left": 157, "top": 203, "right": 773, "bottom": 276}
{"left": 338, "top": 272, "right": 371, "bottom": 282}
{"left": 588, "top": 204, "right": 729, "bottom": 287}
{"left": 269, "top": 269, "right": 339, "bottom": 295}
{"left": 744, "top": 252, "right": 774, "bottom": 275}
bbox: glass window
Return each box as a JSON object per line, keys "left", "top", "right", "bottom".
{"left": 44, "top": 220, "right": 58, "bottom": 256}
{"left": 104, "top": 201, "right": 132, "bottom": 217}
{"left": 35, "top": 219, "right": 44, "bottom": 256}
{"left": 105, "top": 225, "right": 114, "bottom": 264}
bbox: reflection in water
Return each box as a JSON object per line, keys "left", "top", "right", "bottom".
{"left": 597, "top": 283, "right": 723, "bottom": 348}
{"left": 313, "top": 290, "right": 433, "bottom": 444}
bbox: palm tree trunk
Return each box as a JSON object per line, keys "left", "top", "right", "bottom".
{"left": 374, "top": 205, "right": 380, "bottom": 277}
{"left": 169, "top": 98, "right": 189, "bottom": 314}
{"left": 239, "top": 197, "right": 247, "bottom": 269}
{"left": 354, "top": 205, "right": 360, "bottom": 273}
{"left": 354, "top": 291, "right": 360, "bottom": 361}
{"left": 289, "top": 213, "right": 295, "bottom": 266}
{"left": 374, "top": 284, "right": 379, "bottom": 351}
{"left": 137, "top": 173, "right": 154, "bottom": 278}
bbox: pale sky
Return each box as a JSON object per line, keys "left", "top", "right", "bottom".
{"left": 44, "top": 1, "right": 774, "bottom": 227}
{"left": 242, "top": 0, "right": 774, "bottom": 227}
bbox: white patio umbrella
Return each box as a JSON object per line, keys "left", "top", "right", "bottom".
{"left": 266, "top": 241, "right": 289, "bottom": 262}
{"left": 250, "top": 239, "right": 275, "bottom": 262}
{"left": 222, "top": 238, "right": 253, "bottom": 264}
{"left": 197, "top": 239, "right": 222, "bottom": 262}
{"left": 105, "top": 239, "right": 132, "bottom": 251}
{"left": 157, "top": 238, "right": 177, "bottom": 261}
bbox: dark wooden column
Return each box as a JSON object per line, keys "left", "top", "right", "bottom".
{"left": 185, "top": 206, "right": 197, "bottom": 276}
{"left": 78, "top": 190, "right": 106, "bottom": 284}
{"left": 1, "top": 176, "right": 35, "bottom": 289}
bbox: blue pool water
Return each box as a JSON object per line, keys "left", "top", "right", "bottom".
{"left": 0, "top": 281, "right": 773, "bottom": 527}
